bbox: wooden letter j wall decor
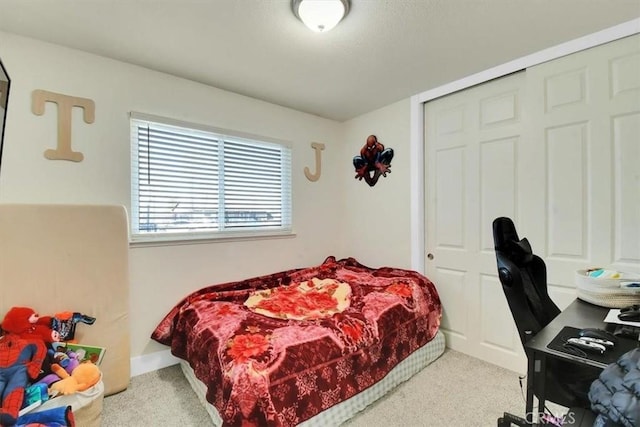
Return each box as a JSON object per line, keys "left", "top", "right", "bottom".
{"left": 304, "top": 142, "right": 325, "bottom": 182}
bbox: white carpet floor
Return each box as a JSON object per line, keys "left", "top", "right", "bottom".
{"left": 103, "top": 348, "right": 535, "bottom": 427}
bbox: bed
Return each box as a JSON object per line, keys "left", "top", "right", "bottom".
{"left": 0, "top": 204, "right": 130, "bottom": 426}
{"left": 152, "top": 256, "right": 444, "bottom": 427}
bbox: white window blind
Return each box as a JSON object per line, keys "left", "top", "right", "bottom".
{"left": 130, "top": 114, "right": 292, "bottom": 242}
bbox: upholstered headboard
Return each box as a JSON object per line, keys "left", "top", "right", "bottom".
{"left": 0, "top": 204, "right": 130, "bottom": 395}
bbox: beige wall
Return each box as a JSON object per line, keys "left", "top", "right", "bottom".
{"left": 0, "top": 32, "right": 357, "bottom": 356}
{"left": 341, "top": 99, "right": 413, "bottom": 270}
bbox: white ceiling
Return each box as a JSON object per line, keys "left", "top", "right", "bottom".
{"left": 0, "top": 0, "right": 639, "bottom": 121}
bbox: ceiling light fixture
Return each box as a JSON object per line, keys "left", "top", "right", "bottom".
{"left": 292, "top": 0, "right": 350, "bottom": 33}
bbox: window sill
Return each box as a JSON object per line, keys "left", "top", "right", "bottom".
{"left": 129, "top": 230, "right": 296, "bottom": 248}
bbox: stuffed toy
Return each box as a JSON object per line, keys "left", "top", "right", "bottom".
{"left": 35, "top": 349, "right": 81, "bottom": 387}
{"left": 48, "top": 312, "right": 95, "bottom": 342}
{"left": 52, "top": 349, "right": 80, "bottom": 373}
{"left": 15, "top": 404, "right": 75, "bottom": 427}
{"left": 1, "top": 307, "right": 97, "bottom": 344}
{"left": 0, "top": 310, "right": 48, "bottom": 426}
{"left": 49, "top": 362, "right": 100, "bottom": 396}
{"left": 0, "top": 307, "right": 59, "bottom": 344}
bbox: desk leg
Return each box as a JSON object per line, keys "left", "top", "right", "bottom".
{"left": 525, "top": 351, "right": 549, "bottom": 425}
{"left": 526, "top": 350, "right": 535, "bottom": 425}
{"left": 537, "top": 355, "right": 546, "bottom": 420}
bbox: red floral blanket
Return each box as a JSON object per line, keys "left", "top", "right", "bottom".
{"left": 151, "top": 257, "right": 441, "bottom": 426}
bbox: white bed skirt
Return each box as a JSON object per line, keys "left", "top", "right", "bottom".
{"left": 180, "top": 329, "right": 446, "bottom": 426}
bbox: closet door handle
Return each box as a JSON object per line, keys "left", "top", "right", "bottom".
{"left": 427, "top": 253, "right": 434, "bottom": 260}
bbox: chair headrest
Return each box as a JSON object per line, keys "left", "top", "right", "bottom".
{"left": 506, "top": 238, "right": 534, "bottom": 265}
{"left": 493, "top": 217, "right": 534, "bottom": 265}
{"left": 493, "top": 217, "right": 519, "bottom": 250}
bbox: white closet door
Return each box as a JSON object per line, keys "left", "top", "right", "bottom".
{"left": 524, "top": 34, "right": 640, "bottom": 308}
{"left": 425, "top": 72, "right": 527, "bottom": 372}
{"left": 424, "top": 34, "right": 640, "bottom": 373}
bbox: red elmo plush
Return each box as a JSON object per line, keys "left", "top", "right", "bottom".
{"left": 1, "top": 307, "right": 59, "bottom": 344}
{"left": 0, "top": 308, "right": 48, "bottom": 426}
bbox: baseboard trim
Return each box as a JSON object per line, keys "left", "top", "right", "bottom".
{"left": 130, "top": 349, "right": 181, "bottom": 377}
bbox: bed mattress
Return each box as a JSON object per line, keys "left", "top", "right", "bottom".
{"left": 180, "top": 330, "right": 445, "bottom": 426}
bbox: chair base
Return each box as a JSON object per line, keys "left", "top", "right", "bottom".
{"left": 497, "top": 412, "right": 529, "bottom": 426}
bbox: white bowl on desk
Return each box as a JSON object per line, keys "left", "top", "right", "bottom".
{"left": 575, "top": 269, "right": 640, "bottom": 308}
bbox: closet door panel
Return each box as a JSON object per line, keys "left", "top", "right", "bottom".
{"left": 545, "top": 122, "right": 588, "bottom": 259}
{"left": 425, "top": 72, "right": 526, "bottom": 371}
{"left": 525, "top": 34, "right": 640, "bottom": 292}
{"left": 613, "top": 112, "right": 640, "bottom": 263}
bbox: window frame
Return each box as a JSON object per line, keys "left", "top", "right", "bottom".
{"left": 129, "top": 112, "right": 294, "bottom": 246}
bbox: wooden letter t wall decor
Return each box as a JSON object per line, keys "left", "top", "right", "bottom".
{"left": 32, "top": 90, "right": 95, "bottom": 162}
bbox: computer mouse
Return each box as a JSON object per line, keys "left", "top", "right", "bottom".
{"left": 566, "top": 337, "right": 606, "bottom": 354}
{"left": 618, "top": 309, "right": 640, "bottom": 322}
{"left": 577, "top": 328, "right": 617, "bottom": 345}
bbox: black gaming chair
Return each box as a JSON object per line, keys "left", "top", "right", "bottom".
{"left": 492, "top": 217, "right": 600, "bottom": 416}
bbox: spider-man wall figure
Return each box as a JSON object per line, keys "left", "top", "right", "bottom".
{"left": 353, "top": 135, "right": 394, "bottom": 187}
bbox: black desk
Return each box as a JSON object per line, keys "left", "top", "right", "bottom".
{"left": 523, "top": 298, "right": 638, "bottom": 424}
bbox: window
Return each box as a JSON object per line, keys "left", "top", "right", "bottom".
{"left": 130, "top": 113, "right": 292, "bottom": 243}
